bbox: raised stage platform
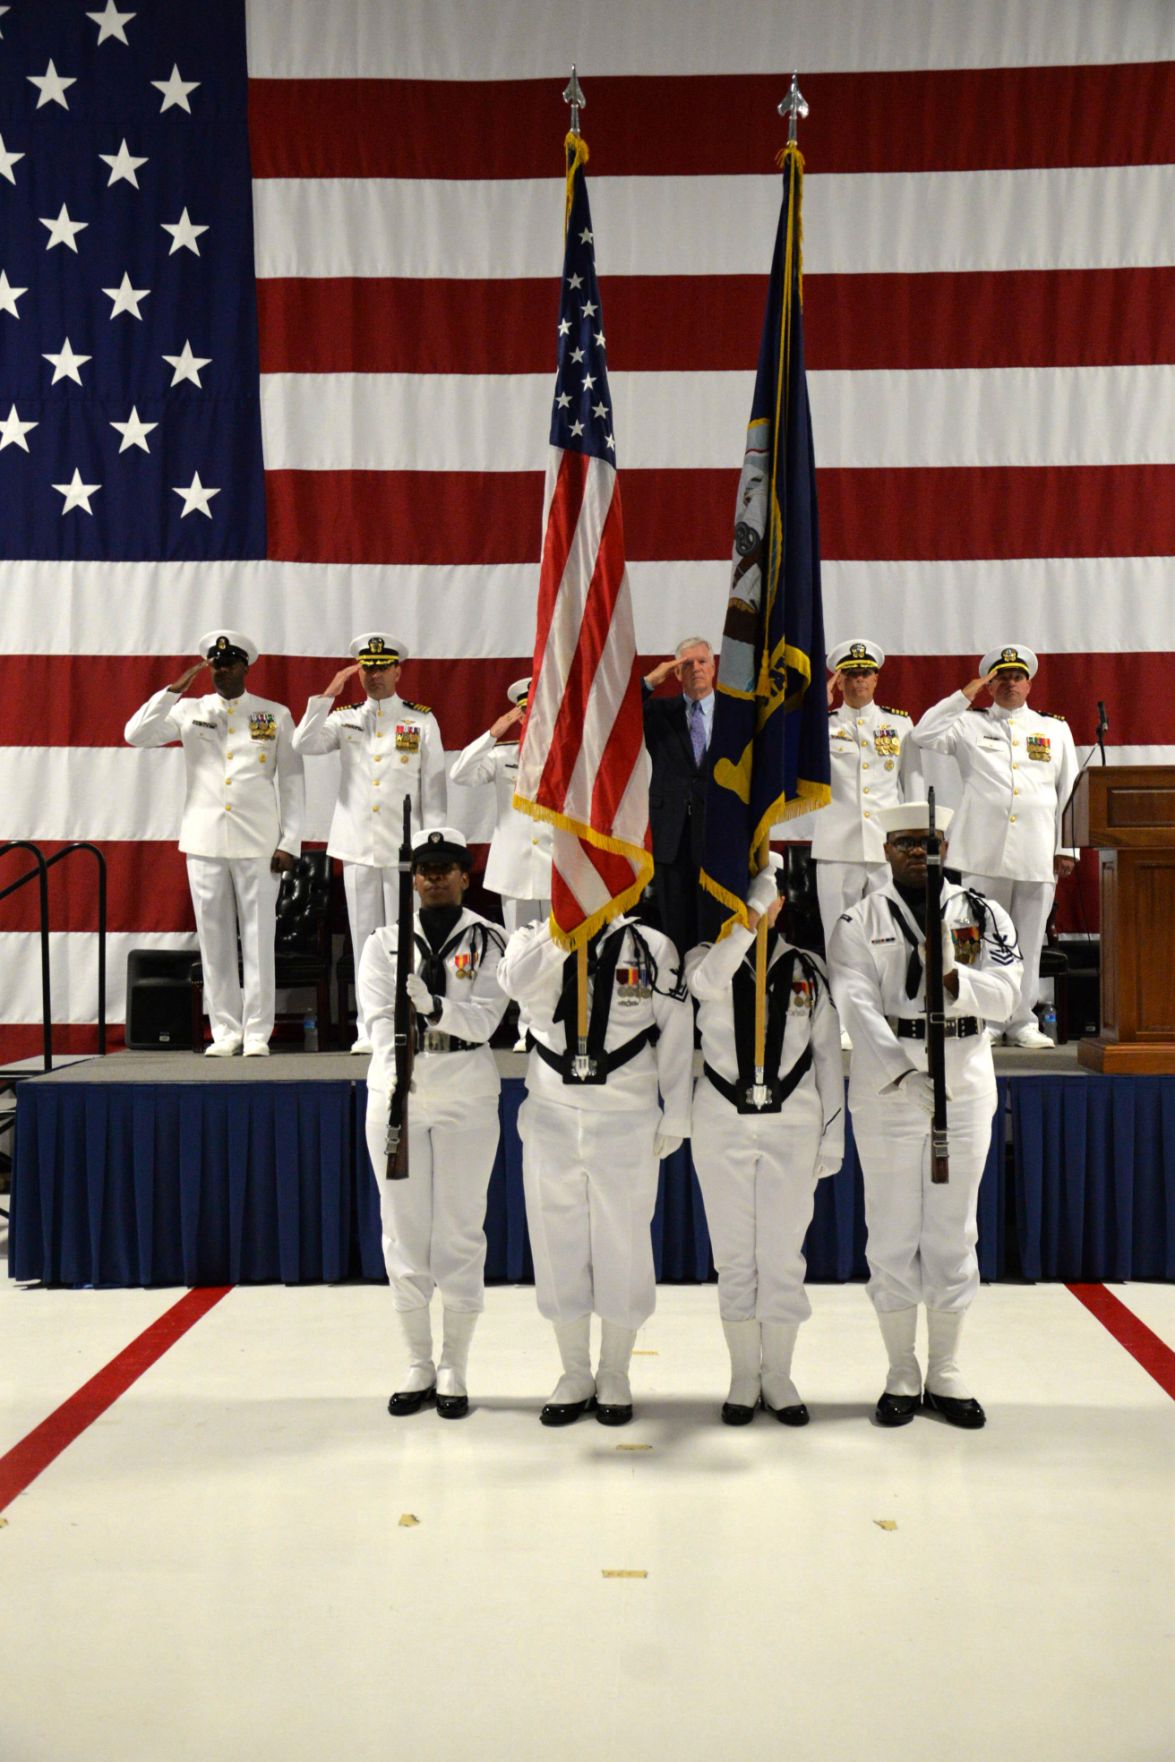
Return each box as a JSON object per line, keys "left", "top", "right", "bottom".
{"left": 7, "top": 1049, "right": 1173, "bottom": 1288}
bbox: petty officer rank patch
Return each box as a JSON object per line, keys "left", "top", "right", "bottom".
{"left": 789, "top": 978, "right": 814, "bottom": 1012}
{"left": 395, "top": 724, "right": 422, "bottom": 752}
{"left": 249, "top": 712, "right": 277, "bottom": 741}
{"left": 451, "top": 951, "right": 474, "bottom": 981}
{"left": 873, "top": 727, "right": 900, "bottom": 756}
{"left": 1027, "top": 735, "right": 1052, "bottom": 762}
{"left": 616, "top": 963, "right": 652, "bottom": 1003}
{"left": 950, "top": 924, "right": 981, "bottom": 966}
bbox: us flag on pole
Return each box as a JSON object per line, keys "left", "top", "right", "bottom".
{"left": 512, "top": 130, "right": 653, "bottom": 948}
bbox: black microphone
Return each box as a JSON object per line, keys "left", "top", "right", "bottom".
{"left": 1096, "top": 700, "right": 1108, "bottom": 765}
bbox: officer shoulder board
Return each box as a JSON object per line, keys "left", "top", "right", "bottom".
{"left": 1044, "top": 711, "right": 1067, "bottom": 721}
{"left": 875, "top": 705, "right": 911, "bottom": 719}
{"left": 401, "top": 700, "right": 431, "bottom": 715}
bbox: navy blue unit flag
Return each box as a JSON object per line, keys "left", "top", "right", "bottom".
{"left": 700, "top": 141, "right": 829, "bottom": 927}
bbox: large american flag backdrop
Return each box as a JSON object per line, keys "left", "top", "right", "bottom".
{"left": 0, "top": 0, "right": 1171, "bottom": 1060}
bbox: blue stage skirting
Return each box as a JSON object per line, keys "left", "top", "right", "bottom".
{"left": 8, "top": 1075, "right": 1174, "bottom": 1289}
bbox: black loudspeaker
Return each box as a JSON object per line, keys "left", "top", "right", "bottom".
{"left": 125, "top": 949, "right": 198, "bottom": 1050}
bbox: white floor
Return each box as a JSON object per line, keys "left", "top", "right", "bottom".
{"left": 1, "top": 1272, "right": 1172, "bottom": 1762}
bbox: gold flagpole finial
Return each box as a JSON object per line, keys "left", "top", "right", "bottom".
{"left": 778, "top": 71, "right": 809, "bottom": 144}
{"left": 563, "top": 64, "right": 586, "bottom": 135}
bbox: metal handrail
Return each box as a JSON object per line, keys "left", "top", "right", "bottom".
{"left": 0, "top": 840, "right": 110, "bottom": 1068}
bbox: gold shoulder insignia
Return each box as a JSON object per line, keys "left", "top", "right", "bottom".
{"left": 877, "top": 705, "right": 911, "bottom": 718}
{"left": 401, "top": 700, "right": 431, "bottom": 715}
{"left": 1045, "top": 711, "right": 1067, "bottom": 721}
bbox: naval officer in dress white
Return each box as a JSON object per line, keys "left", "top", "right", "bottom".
{"left": 910, "top": 644, "right": 1078, "bottom": 1047}
{"left": 448, "top": 678, "right": 553, "bottom": 934}
{"left": 124, "top": 631, "right": 304, "bottom": 1056}
{"left": 293, "top": 634, "right": 447, "bottom": 1052}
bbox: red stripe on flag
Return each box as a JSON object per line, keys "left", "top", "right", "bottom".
{"left": 248, "top": 63, "right": 1174, "bottom": 179}
{"left": 257, "top": 268, "right": 1175, "bottom": 375}
{"left": 531, "top": 450, "right": 590, "bottom": 730}
{"left": 0, "top": 1287, "right": 232, "bottom": 1513}
{"left": 1067, "top": 1284, "right": 1175, "bottom": 1400}
{"left": 0, "top": 840, "right": 192, "bottom": 933}
{"left": 266, "top": 465, "right": 1175, "bottom": 566}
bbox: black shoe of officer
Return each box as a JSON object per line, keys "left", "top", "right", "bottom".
{"left": 923, "top": 1389, "right": 986, "bottom": 1429}
{"left": 540, "top": 1395, "right": 594, "bottom": 1427}
{"left": 436, "top": 1392, "right": 469, "bottom": 1420}
{"left": 875, "top": 1391, "right": 919, "bottom": 1427}
{"left": 764, "top": 1399, "right": 810, "bottom": 1427}
{"left": 388, "top": 1385, "right": 436, "bottom": 1417}
{"left": 721, "top": 1400, "right": 757, "bottom": 1426}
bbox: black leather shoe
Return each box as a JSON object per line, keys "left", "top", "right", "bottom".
{"left": 764, "top": 1399, "right": 810, "bottom": 1427}
{"left": 875, "top": 1391, "right": 919, "bottom": 1426}
{"left": 721, "top": 1401, "right": 756, "bottom": 1426}
{"left": 923, "top": 1389, "right": 986, "bottom": 1428}
{"left": 387, "top": 1385, "right": 436, "bottom": 1417}
{"left": 594, "top": 1401, "right": 633, "bottom": 1427}
{"left": 540, "top": 1396, "right": 593, "bottom": 1427}
{"left": 436, "top": 1393, "right": 469, "bottom": 1420}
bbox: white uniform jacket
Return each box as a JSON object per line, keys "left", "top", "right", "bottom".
{"left": 911, "top": 691, "right": 1078, "bottom": 883}
{"left": 828, "top": 882, "right": 1022, "bottom": 1103}
{"left": 124, "top": 688, "right": 304, "bottom": 861}
{"left": 686, "top": 928, "right": 845, "bottom": 1166}
{"left": 360, "top": 907, "right": 508, "bottom": 1108}
{"left": 498, "top": 917, "right": 693, "bottom": 1133}
{"left": 811, "top": 701, "right": 923, "bottom": 863}
{"left": 293, "top": 692, "right": 446, "bottom": 866}
{"left": 448, "top": 732, "right": 553, "bottom": 899}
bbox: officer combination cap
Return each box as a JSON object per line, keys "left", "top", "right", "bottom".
{"left": 350, "top": 632, "right": 408, "bottom": 667}
{"left": 506, "top": 677, "right": 531, "bottom": 707}
{"left": 198, "top": 629, "right": 258, "bottom": 667}
{"left": 412, "top": 827, "right": 473, "bottom": 870}
{"left": 876, "top": 801, "right": 955, "bottom": 838}
{"left": 980, "top": 644, "right": 1038, "bottom": 679}
{"left": 828, "top": 638, "right": 885, "bottom": 673}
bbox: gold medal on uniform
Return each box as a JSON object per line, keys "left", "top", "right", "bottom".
{"left": 248, "top": 712, "right": 277, "bottom": 741}
{"left": 395, "top": 723, "right": 421, "bottom": 752}
{"left": 950, "top": 925, "right": 981, "bottom": 966}
{"left": 452, "top": 952, "right": 474, "bottom": 982}
{"left": 874, "top": 727, "right": 899, "bottom": 756}
{"left": 1027, "top": 735, "right": 1052, "bottom": 762}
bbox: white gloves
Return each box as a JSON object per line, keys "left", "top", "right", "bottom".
{"left": 405, "top": 974, "right": 436, "bottom": 1014}
{"left": 653, "top": 1131, "right": 683, "bottom": 1160}
{"left": 748, "top": 862, "right": 781, "bottom": 916}
{"left": 814, "top": 1145, "right": 843, "bottom": 1179}
{"left": 897, "top": 1071, "right": 954, "bottom": 1115}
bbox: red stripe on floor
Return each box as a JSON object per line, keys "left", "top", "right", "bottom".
{"left": 1067, "top": 1284, "right": 1175, "bottom": 1400}
{"left": 0, "top": 1286, "right": 232, "bottom": 1513}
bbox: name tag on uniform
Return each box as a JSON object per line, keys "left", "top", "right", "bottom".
{"left": 192, "top": 719, "right": 216, "bottom": 730}
{"left": 451, "top": 951, "right": 474, "bottom": 981}
{"left": 873, "top": 728, "right": 899, "bottom": 756}
{"left": 950, "top": 924, "right": 981, "bottom": 966}
{"left": 1027, "top": 735, "right": 1052, "bottom": 762}
{"left": 249, "top": 712, "right": 277, "bottom": 741}
{"left": 615, "top": 963, "right": 651, "bottom": 1003}
{"left": 395, "top": 723, "right": 421, "bottom": 752}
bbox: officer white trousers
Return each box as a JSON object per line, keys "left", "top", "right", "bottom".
{"left": 186, "top": 855, "right": 280, "bottom": 1045}
{"left": 364, "top": 1080, "right": 499, "bottom": 1312}
{"left": 690, "top": 1079, "right": 821, "bottom": 1323}
{"left": 518, "top": 1097, "right": 661, "bottom": 1329}
{"left": 966, "top": 873, "right": 1052, "bottom": 1034}
{"left": 343, "top": 861, "right": 397, "bottom": 1040}
{"left": 853, "top": 1087, "right": 995, "bottom": 1313}
{"left": 816, "top": 860, "right": 887, "bottom": 952}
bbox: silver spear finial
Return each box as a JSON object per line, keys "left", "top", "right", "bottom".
{"left": 563, "top": 64, "right": 586, "bottom": 135}
{"left": 778, "top": 71, "right": 808, "bottom": 144}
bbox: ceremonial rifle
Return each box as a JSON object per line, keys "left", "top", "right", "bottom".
{"left": 384, "top": 797, "right": 415, "bottom": 1180}
{"left": 925, "top": 788, "right": 950, "bottom": 1184}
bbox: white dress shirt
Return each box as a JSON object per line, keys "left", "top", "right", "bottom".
{"left": 811, "top": 700, "right": 922, "bottom": 863}
{"left": 293, "top": 691, "right": 446, "bottom": 867}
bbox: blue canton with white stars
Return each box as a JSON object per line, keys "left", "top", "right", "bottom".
{"left": 549, "top": 157, "right": 616, "bottom": 466}
{"left": 0, "top": 0, "right": 265, "bottom": 560}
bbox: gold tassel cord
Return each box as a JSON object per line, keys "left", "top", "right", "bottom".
{"left": 564, "top": 131, "right": 590, "bottom": 231}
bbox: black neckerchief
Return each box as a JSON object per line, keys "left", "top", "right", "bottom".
{"left": 414, "top": 905, "right": 464, "bottom": 996}
{"left": 886, "top": 889, "right": 927, "bottom": 1001}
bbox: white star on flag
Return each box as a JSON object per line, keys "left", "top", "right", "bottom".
{"left": 556, "top": 391, "right": 572, "bottom": 409}
{"left": 592, "top": 401, "right": 609, "bottom": 419}
{"left": 581, "top": 301, "right": 598, "bottom": 317}
{"left": 87, "top": 2, "right": 135, "bottom": 43}
{"left": 582, "top": 373, "right": 596, "bottom": 391}
{"left": 100, "top": 139, "right": 148, "bottom": 188}
{"left": 567, "top": 274, "right": 583, "bottom": 290}
{"left": 570, "top": 347, "right": 584, "bottom": 363}
{"left": 569, "top": 420, "right": 585, "bottom": 437}
{"left": 594, "top": 330, "right": 606, "bottom": 348}
{"left": 161, "top": 208, "right": 208, "bottom": 256}
{"left": 163, "top": 341, "right": 211, "bottom": 388}
{"left": 0, "top": 8, "right": 9, "bottom": 37}
{"left": 0, "top": 270, "right": 27, "bottom": 318}
{"left": 103, "top": 274, "right": 151, "bottom": 321}
{"left": 53, "top": 470, "right": 101, "bottom": 516}
{"left": 579, "top": 228, "right": 593, "bottom": 244}
{"left": 28, "top": 60, "right": 77, "bottom": 110}
{"left": 557, "top": 319, "right": 571, "bottom": 337}
{"left": 0, "top": 404, "right": 37, "bottom": 452}
{"left": 152, "top": 65, "right": 200, "bottom": 114}
{"left": 40, "top": 204, "right": 88, "bottom": 253}
{"left": 110, "top": 407, "right": 158, "bottom": 453}
{"left": 173, "top": 472, "right": 220, "bottom": 519}
{"left": 0, "top": 133, "right": 25, "bottom": 185}
{"left": 43, "top": 339, "right": 92, "bottom": 385}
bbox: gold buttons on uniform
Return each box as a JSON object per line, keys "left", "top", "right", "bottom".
{"left": 1010, "top": 814, "right": 1017, "bottom": 823}
{"left": 863, "top": 786, "right": 871, "bottom": 795}
{"left": 864, "top": 810, "right": 871, "bottom": 819}
{"left": 1014, "top": 788, "right": 1020, "bottom": 796}
{"left": 374, "top": 753, "right": 382, "bottom": 763}
{"left": 373, "top": 778, "right": 381, "bottom": 787}
{"left": 225, "top": 804, "right": 233, "bottom": 813}
{"left": 863, "top": 762, "right": 870, "bottom": 770}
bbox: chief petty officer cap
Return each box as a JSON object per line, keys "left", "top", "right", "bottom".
{"left": 506, "top": 677, "right": 531, "bottom": 707}
{"left": 980, "top": 643, "right": 1038, "bottom": 679}
{"left": 876, "top": 801, "right": 955, "bottom": 838}
{"left": 828, "top": 638, "right": 885, "bottom": 673}
{"left": 412, "top": 827, "right": 474, "bottom": 871}
{"left": 198, "top": 629, "right": 258, "bottom": 667}
{"left": 350, "top": 632, "right": 409, "bottom": 667}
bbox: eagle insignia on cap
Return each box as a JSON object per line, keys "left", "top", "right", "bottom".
{"left": 850, "top": 643, "right": 867, "bottom": 660}
{"left": 1001, "top": 647, "right": 1019, "bottom": 665}
{"left": 428, "top": 830, "right": 443, "bottom": 846}
{"left": 216, "top": 635, "right": 227, "bottom": 652}
{"left": 369, "top": 637, "right": 385, "bottom": 654}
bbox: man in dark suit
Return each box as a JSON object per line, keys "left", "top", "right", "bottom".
{"left": 642, "top": 637, "right": 717, "bottom": 959}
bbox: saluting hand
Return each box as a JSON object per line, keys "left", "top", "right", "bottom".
{"left": 643, "top": 656, "right": 679, "bottom": 690}
{"left": 489, "top": 704, "right": 524, "bottom": 741}
{"left": 826, "top": 666, "right": 845, "bottom": 707}
{"left": 323, "top": 662, "right": 362, "bottom": 698}
{"left": 962, "top": 668, "right": 1000, "bottom": 702}
{"left": 168, "top": 658, "right": 210, "bottom": 694}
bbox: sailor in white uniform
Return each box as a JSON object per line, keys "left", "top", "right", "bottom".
{"left": 828, "top": 802, "right": 1022, "bottom": 1429}
{"left": 124, "top": 631, "right": 304, "bottom": 1056}
{"left": 293, "top": 634, "right": 447, "bottom": 1053}
{"left": 498, "top": 914, "right": 693, "bottom": 1427}
{"left": 360, "top": 828, "right": 508, "bottom": 1420}
{"left": 686, "top": 857, "right": 844, "bottom": 1426}
{"left": 910, "top": 645, "right": 1078, "bottom": 1046}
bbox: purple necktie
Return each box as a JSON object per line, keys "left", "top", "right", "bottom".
{"left": 690, "top": 699, "right": 706, "bottom": 765}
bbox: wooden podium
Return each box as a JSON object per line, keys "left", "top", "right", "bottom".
{"left": 1067, "top": 766, "right": 1175, "bottom": 1073}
